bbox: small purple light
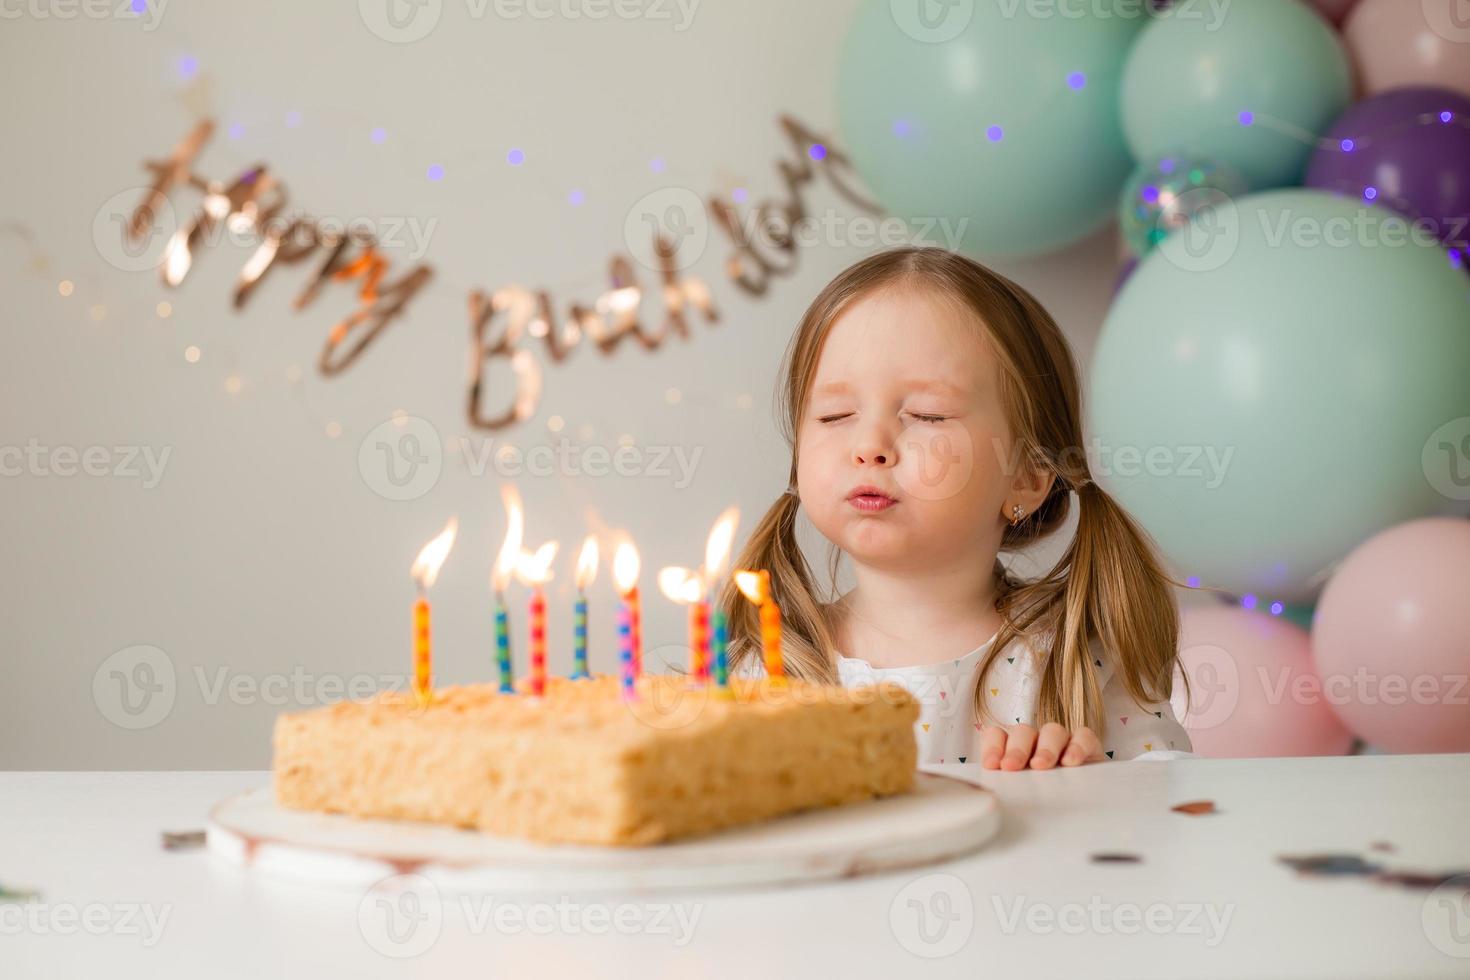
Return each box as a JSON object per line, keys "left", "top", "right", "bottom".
{"left": 507, "top": 148, "right": 525, "bottom": 166}
{"left": 131, "top": 0, "right": 146, "bottom": 12}
{"left": 731, "top": 187, "right": 749, "bottom": 204}
{"left": 1270, "top": 602, "right": 1284, "bottom": 616}
{"left": 1241, "top": 593, "right": 1258, "bottom": 610}
{"left": 808, "top": 143, "right": 827, "bottom": 161}
{"left": 1364, "top": 186, "right": 1378, "bottom": 201}
{"left": 427, "top": 164, "right": 445, "bottom": 182}
{"left": 177, "top": 55, "right": 198, "bottom": 80}
{"left": 1066, "top": 71, "right": 1086, "bottom": 91}
{"left": 1186, "top": 576, "right": 1200, "bottom": 589}
{"left": 1141, "top": 184, "right": 1160, "bottom": 204}
{"left": 1238, "top": 110, "right": 1254, "bottom": 127}
{"left": 649, "top": 156, "right": 666, "bottom": 173}
{"left": 227, "top": 122, "right": 245, "bottom": 140}
{"left": 1159, "top": 157, "right": 1176, "bottom": 175}
{"left": 286, "top": 111, "right": 302, "bottom": 128}
{"left": 986, "top": 125, "right": 1004, "bottom": 143}
{"left": 1340, "top": 138, "right": 1354, "bottom": 152}
{"left": 1442, "top": 111, "right": 1454, "bottom": 124}
{"left": 1448, "top": 249, "right": 1463, "bottom": 269}
{"left": 891, "top": 118, "right": 913, "bottom": 138}
{"left": 370, "top": 127, "right": 387, "bottom": 144}
{"left": 567, "top": 189, "right": 585, "bottom": 206}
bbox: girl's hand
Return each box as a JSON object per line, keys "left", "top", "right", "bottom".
{"left": 978, "top": 722, "right": 1105, "bottom": 770}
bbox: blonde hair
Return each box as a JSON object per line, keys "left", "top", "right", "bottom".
{"left": 718, "top": 246, "right": 1188, "bottom": 737}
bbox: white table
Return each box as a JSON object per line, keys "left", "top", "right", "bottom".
{"left": 4, "top": 755, "right": 1470, "bottom": 979}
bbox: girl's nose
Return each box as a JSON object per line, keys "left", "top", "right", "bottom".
{"left": 853, "top": 433, "right": 897, "bottom": 468}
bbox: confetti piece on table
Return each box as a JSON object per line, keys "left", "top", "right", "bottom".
{"left": 1278, "top": 853, "right": 1383, "bottom": 877}
{"left": 1368, "top": 840, "right": 1396, "bottom": 853}
{"left": 161, "top": 829, "right": 207, "bottom": 850}
{"left": 1171, "top": 800, "right": 1217, "bottom": 816}
{"left": 1091, "top": 852, "right": 1143, "bottom": 864}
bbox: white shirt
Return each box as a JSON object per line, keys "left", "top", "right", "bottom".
{"left": 835, "top": 628, "right": 1195, "bottom": 764}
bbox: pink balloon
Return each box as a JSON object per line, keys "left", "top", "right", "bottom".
{"left": 1344, "top": 0, "right": 1470, "bottom": 99}
{"left": 1305, "top": 0, "right": 1361, "bottom": 26}
{"left": 1313, "top": 518, "right": 1470, "bottom": 753}
{"left": 1172, "top": 606, "right": 1355, "bottom": 758}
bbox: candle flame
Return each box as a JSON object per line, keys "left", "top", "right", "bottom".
{"left": 657, "top": 566, "right": 703, "bottom": 604}
{"left": 411, "top": 518, "right": 458, "bottom": 590}
{"left": 492, "top": 484, "right": 524, "bottom": 593}
{"left": 575, "top": 535, "right": 599, "bottom": 589}
{"left": 515, "top": 541, "right": 559, "bottom": 586}
{"left": 734, "top": 569, "right": 768, "bottom": 605}
{"left": 702, "top": 506, "right": 739, "bottom": 581}
{"left": 612, "top": 539, "right": 640, "bottom": 594}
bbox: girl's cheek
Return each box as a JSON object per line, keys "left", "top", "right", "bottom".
{"left": 893, "top": 423, "right": 976, "bottom": 503}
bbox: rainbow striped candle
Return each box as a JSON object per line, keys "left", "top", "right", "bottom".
{"left": 711, "top": 601, "right": 729, "bottom": 692}
{"left": 617, "top": 594, "right": 635, "bottom": 699}
{"left": 690, "top": 599, "right": 710, "bottom": 683}
{"left": 495, "top": 593, "right": 514, "bottom": 693}
{"left": 571, "top": 591, "right": 589, "bottom": 679}
{"left": 629, "top": 585, "right": 643, "bottom": 678}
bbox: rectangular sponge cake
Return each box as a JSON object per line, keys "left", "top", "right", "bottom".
{"left": 273, "top": 674, "right": 919, "bottom": 847}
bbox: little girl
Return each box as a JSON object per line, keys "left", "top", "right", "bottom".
{"left": 720, "top": 246, "right": 1193, "bottom": 768}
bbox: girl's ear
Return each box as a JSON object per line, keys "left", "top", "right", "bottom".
{"left": 1003, "top": 452, "right": 1055, "bottom": 523}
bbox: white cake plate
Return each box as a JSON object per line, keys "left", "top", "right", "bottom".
{"left": 207, "top": 771, "right": 999, "bottom": 894}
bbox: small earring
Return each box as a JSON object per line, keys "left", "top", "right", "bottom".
{"left": 1009, "top": 504, "right": 1025, "bottom": 526}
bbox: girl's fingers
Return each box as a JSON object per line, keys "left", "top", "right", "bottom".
{"left": 1029, "top": 723, "right": 1071, "bottom": 769}
{"left": 1061, "top": 726, "right": 1104, "bottom": 766}
{"left": 1000, "top": 724, "right": 1037, "bottom": 771}
{"left": 978, "top": 725, "right": 1008, "bottom": 769}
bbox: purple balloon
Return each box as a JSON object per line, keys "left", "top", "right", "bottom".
{"left": 1306, "top": 87, "right": 1470, "bottom": 263}
{"left": 1114, "top": 256, "right": 1140, "bottom": 296}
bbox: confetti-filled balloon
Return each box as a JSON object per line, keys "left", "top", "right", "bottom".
{"left": 1121, "top": 0, "right": 1351, "bottom": 190}
{"left": 1118, "top": 155, "right": 1248, "bottom": 257}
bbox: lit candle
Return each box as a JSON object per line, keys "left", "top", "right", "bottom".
{"left": 657, "top": 566, "right": 705, "bottom": 683}
{"left": 571, "top": 535, "right": 598, "bottom": 680}
{"left": 703, "top": 507, "right": 739, "bottom": 692}
{"left": 515, "top": 541, "right": 558, "bottom": 697}
{"left": 613, "top": 540, "right": 640, "bottom": 700}
{"left": 492, "top": 484, "right": 525, "bottom": 694}
{"left": 735, "top": 569, "right": 784, "bottom": 682}
{"left": 409, "top": 518, "right": 458, "bottom": 707}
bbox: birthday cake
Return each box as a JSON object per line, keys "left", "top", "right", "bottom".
{"left": 273, "top": 674, "right": 919, "bottom": 847}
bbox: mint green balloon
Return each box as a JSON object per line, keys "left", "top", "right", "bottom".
{"left": 1090, "top": 190, "right": 1470, "bottom": 603}
{"left": 1121, "top": 0, "right": 1351, "bottom": 190}
{"left": 837, "top": 2, "right": 1142, "bottom": 258}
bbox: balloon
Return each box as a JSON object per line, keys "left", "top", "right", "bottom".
{"left": 1121, "top": 0, "right": 1352, "bottom": 190}
{"left": 1344, "top": 0, "right": 1470, "bottom": 100}
{"left": 1089, "top": 190, "right": 1470, "bottom": 601}
{"left": 1114, "top": 256, "right": 1140, "bottom": 296}
{"left": 1118, "top": 154, "right": 1248, "bottom": 257}
{"left": 1313, "top": 518, "right": 1470, "bottom": 753}
{"left": 1304, "top": 0, "right": 1361, "bottom": 25}
{"left": 1172, "top": 606, "right": 1355, "bottom": 757}
{"left": 836, "top": 3, "right": 1142, "bottom": 258}
{"left": 1307, "top": 87, "right": 1470, "bottom": 261}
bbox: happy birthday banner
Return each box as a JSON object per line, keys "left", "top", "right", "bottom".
{"left": 121, "top": 115, "right": 881, "bottom": 431}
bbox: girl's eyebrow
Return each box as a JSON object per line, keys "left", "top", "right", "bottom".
{"left": 813, "top": 379, "right": 965, "bottom": 396}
